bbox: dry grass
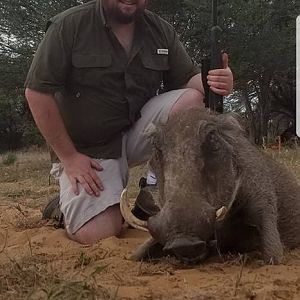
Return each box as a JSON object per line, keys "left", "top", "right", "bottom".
{"left": 0, "top": 149, "right": 146, "bottom": 203}
{"left": 3, "top": 147, "right": 297, "bottom": 201}
{"left": 0, "top": 254, "right": 112, "bottom": 300}
{"left": 0, "top": 150, "right": 57, "bottom": 209}
{"left": 265, "top": 148, "right": 300, "bottom": 181}
{"left": 0, "top": 150, "right": 52, "bottom": 182}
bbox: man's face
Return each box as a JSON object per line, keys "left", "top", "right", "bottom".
{"left": 103, "top": 0, "right": 147, "bottom": 24}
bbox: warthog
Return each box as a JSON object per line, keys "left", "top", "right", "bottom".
{"left": 121, "top": 109, "right": 300, "bottom": 264}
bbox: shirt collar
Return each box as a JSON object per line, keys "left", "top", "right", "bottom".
{"left": 97, "top": 0, "right": 108, "bottom": 28}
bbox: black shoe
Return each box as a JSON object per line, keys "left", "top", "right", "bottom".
{"left": 131, "top": 177, "right": 160, "bottom": 220}
{"left": 42, "top": 195, "right": 64, "bottom": 229}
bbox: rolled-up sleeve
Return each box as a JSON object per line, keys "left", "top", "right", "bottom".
{"left": 24, "top": 20, "right": 72, "bottom": 94}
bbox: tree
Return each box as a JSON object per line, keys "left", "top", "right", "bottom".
{"left": 151, "top": 0, "right": 298, "bottom": 144}
{"left": 0, "top": 0, "right": 87, "bottom": 151}
{"left": 0, "top": 0, "right": 298, "bottom": 150}
{"left": 221, "top": 0, "right": 297, "bottom": 143}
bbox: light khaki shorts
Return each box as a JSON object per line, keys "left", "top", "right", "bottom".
{"left": 51, "top": 89, "right": 187, "bottom": 234}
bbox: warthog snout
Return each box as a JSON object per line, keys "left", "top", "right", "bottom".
{"left": 163, "top": 238, "right": 208, "bottom": 264}
{"left": 145, "top": 202, "right": 217, "bottom": 263}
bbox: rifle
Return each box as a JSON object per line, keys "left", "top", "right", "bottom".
{"left": 202, "top": 0, "right": 224, "bottom": 113}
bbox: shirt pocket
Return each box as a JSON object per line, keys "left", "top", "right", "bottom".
{"left": 141, "top": 54, "right": 169, "bottom": 71}
{"left": 71, "top": 54, "right": 112, "bottom": 87}
{"left": 140, "top": 54, "right": 170, "bottom": 95}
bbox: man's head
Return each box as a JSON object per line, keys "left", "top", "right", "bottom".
{"left": 102, "top": 0, "right": 148, "bottom": 24}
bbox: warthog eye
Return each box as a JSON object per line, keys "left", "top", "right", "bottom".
{"left": 205, "top": 130, "right": 221, "bottom": 152}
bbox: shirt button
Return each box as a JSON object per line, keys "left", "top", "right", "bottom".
{"left": 75, "top": 91, "right": 81, "bottom": 98}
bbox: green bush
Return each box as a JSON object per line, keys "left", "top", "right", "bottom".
{"left": 2, "top": 152, "right": 17, "bottom": 166}
{"left": 22, "top": 123, "right": 45, "bottom": 148}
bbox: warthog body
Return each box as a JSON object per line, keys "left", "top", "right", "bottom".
{"left": 125, "top": 109, "right": 300, "bottom": 264}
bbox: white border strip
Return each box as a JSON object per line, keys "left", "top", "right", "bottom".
{"left": 297, "top": 15, "right": 300, "bottom": 137}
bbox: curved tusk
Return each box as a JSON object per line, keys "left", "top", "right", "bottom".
{"left": 120, "top": 189, "right": 148, "bottom": 232}
{"left": 216, "top": 206, "right": 227, "bottom": 221}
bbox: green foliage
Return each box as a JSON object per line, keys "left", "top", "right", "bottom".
{"left": 151, "top": 0, "right": 298, "bottom": 143}
{"left": 222, "top": 0, "right": 297, "bottom": 142}
{"left": 0, "top": 0, "right": 298, "bottom": 148}
{"left": 0, "top": 91, "right": 25, "bottom": 151}
{"left": 0, "top": 0, "right": 89, "bottom": 151}
{"left": 22, "top": 121, "right": 45, "bottom": 148}
{"left": 2, "top": 152, "right": 17, "bottom": 166}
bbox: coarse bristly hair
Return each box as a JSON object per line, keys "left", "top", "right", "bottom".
{"left": 132, "top": 108, "right": 300, "bottom": 265}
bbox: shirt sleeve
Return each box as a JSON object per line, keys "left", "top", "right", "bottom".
{"left": 24, "top": 20, "right": 72, "bottom": 94}
{"left": 163, "top": 26, "right": 200, "bottom": 90}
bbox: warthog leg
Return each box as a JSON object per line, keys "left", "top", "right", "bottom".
{"left": 260, "top": 212, "right": 284, "bottom": 264}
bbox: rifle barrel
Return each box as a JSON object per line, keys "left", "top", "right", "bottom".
{"left": 212, "top": 0, "right": 218, "bottom": 26}
{"left": 209, "top": 0, "right": 223, "bottom": 113}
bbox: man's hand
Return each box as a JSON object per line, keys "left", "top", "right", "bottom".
{"left": 62, "top": 152, "right": 104, "bottom": 196}
{"left": 207, "top": 53, "right": 233, "bottom": 96}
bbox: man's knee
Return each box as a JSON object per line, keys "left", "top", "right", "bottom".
{"left": 68, "top": 204, "right": 124, "bottom": 245}
{"left": 170, "top": 88, "right": 205, "bottom": 115}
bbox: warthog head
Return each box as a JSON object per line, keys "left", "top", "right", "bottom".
{"left": 122, "top": 109, "right": 244, "bottom": 263}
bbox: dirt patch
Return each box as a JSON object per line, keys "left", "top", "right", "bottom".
{"left": 0, "top": 150, "right": 300, "bottom": 299}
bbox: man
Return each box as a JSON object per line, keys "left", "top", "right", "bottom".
{"left": 25, "top": 0, "right": 233, "bottom": 245}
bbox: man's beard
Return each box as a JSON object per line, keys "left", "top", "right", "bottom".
{"left": 104, "top": 1, "right": 146, "bottom": 24}
{"left": 119, "top": 7, "right": 146, "bottom": 23}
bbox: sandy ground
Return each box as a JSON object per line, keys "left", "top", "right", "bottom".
{"left": 0, "top": 150, "right": 300, "bottom": 299}
{"left": 0, "top": 202, "right": 300, "bottom": 300}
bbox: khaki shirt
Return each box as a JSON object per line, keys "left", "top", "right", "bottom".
{"left": 25, "top": 0, "right": 200, "bottom": 159}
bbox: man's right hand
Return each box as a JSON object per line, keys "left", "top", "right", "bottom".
{"left": 62, "top": 152, "right": 104, "bottom": 196}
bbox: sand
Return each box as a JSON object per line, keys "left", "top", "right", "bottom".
{"left": 0, "top": 150, "right": 299, "bottom": 299}
{"left": 0, "top": 202, "right": 299, "bottom": 300}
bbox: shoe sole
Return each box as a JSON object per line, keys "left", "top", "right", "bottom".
{"left": 42, "top": 194, "right": 61, "bottom": 220}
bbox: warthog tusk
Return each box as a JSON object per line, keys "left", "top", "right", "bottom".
{"left": 215, "top": 176, "right": 242, "bottom": 222}
{"left": 120, "top": 189, "right": 148, "bottom": 232}
{"left": 216, "top": 206, "right": 227, "bottom": 221}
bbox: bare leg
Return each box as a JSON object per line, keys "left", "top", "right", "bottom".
{"left": 68, "top": 204, "right": 123, "bottom": 245}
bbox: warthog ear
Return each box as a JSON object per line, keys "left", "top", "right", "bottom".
{"left": 214, "top": 113, "right": 246, "bottom": 146}
{"left": 217, "top": 114, "right": 245, "bottom": 135}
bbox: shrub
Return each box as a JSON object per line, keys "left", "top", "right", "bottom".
{"left": 2, "top": 152, "right": 17, "bottom": 166}
{"left": 22, "top": 123, "right": 45, "bottom": 148}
